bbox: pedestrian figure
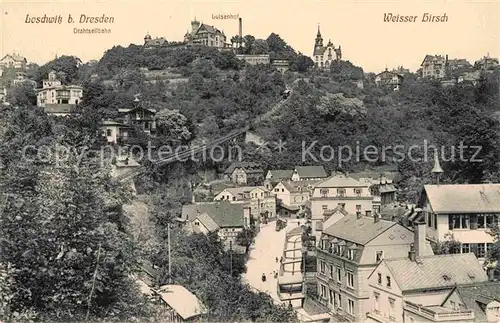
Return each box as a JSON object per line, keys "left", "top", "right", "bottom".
{"left": 280, "top": 256, "right": 283, "bottom": 263}
{"left": 262, "top": 273, "right": 266, "bottom": 282}
{"left": 274, "top": 272, "right": 278, "bottom": 279}
{"left": 276, "top": 257, "right": 279, "bottom": 263}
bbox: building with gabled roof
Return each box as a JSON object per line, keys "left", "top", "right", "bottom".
{"left": 271, "top": 180, "right": 320, "bottom": 218}
{"left": 367, "top": 249, "right": 488, "bottom": 323}
{"left": 317, "top": 214, "right": 434, "bottom": 322}
{"left": 475, "top": 54, "right": 499, "bottom": 70}
{"left": 421, "top": 54, "right": 448, "bottom": 79}
{"left": 374, "top": 69, "right": 404, "bottom": 91}
{"left": 214, "top": 185, "right": 276, "bottom": 220}
{"left": 416, "top": 184, "right": 500, "bottom": 263}
{"left": 312, "top": 25, "right": 341, "bottom": 69}
{"left": 0, "top": 53, "right": 27, "bottom": 70}
{"left": 310, "top": 174, "right": 376, "bottom": 233}
{"left": 156, "top": 284, "right": 208, "bottom": 322}
{"left": 224, "top": 162, "right": 264, "bottom": 185}
{"left": 184, "top": 18, "right": 229, "bottom": 48}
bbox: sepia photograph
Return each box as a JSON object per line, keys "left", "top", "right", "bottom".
{"left": 0, "top": 0, "right": 499, "bottom": 322}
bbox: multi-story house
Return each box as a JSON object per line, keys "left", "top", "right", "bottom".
{"left": 118, "top": 106, "right": 157, "bottom": 135}
{"left": 475, "top": 54, "right": 499, "bottom": 70}
{"left": 310, "top": 174, "right": 375, "bottom": 233}
{"left": 12, "top": 71, "right": 36, "bottom": 89}
{"left": 374, "top": 69, "right": 404, "bottom": 91}
{"left": 272, "top": 180, "right": 319, "bottom": 217}
{"left": 214, "top": 186, "right": 276, "bottom": 220}
{"left": 316, "top": 214, "right": 434, "bottom": 322}
{"left": 181, "top": 203, "right": 248, "bottom": 248}
{"left": 366, "top": 222, "right": 488, "bottom": 323}
{"left": 312, "top": 26, "right": 342, "bottom": 69}
{"left": 184, "top": 18, "right": 229, "bottom": 48}
{"left": 0, "top": 53, "right": 27, "bottom": 70}
{"left": 37, "top": 71, "right": 83, "bottom": 113}
{"left": 421, "top": 55, "right": 447, "bottom": 79}
{"left": 223, "top": 162, "right": 264, "bottom": 185}
{"left": 415, "top": 184, "right": 500, "bottom": 263}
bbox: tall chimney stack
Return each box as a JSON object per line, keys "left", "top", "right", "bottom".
{"left": 414, "top": 220, "right": 426, "bottom": 258}
{"left": 238, "top": 18, "right": 242, "bottom": 47}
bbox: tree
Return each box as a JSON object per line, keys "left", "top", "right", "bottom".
{"left": 5, "top": 83, "right": 37, "bottom": 107}
{"left": 155, "top": 109, "right": 193, "bottom": 142}
{"left": 431, "top": 233, "right": 461, "bottom": 255}
{"left": 250, "top": 39, "right": 269, "bottom": 55}
{"left": 235, "top": 228, "right": 256, "bottom": 254}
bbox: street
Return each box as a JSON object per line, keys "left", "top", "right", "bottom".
{"left": 242, "top": 219, "right": 303, "bottom": 303}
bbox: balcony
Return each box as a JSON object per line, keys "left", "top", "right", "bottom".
{"left": 404, "top": 301, "right": 474, "bottom": 321}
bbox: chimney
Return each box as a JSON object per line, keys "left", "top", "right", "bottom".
{"left": 356, "top": 211, "right": 362, "bottom": 219}
{"left": 408, "top": 243, "right": 416, "bottom": 261}
{"left": 374, "top": 213, "right": 380, "bottom": 223}
{"left": 238, "top": 18, "right": 242, "bottom": 47}
{"left": 414, "top": 221, "right": 426, "bottom": 258}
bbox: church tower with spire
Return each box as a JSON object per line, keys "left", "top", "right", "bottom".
{"left": 312, "top": 24, "right": 342, "bottom": 69}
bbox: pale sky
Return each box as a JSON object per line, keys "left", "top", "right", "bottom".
{"left": 0, "top": 0, "right": 498, "bottom": 73}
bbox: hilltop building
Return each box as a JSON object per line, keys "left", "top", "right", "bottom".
{"left": 143, "top": 33, "right": 169, "bottom": 48}
{"left": 0, "top": 53, "right": 27, "bottom": 70}
{"left": 421, "top": 54, "right": 447, "bottom": 79}
{"left": 374, "top": 69, "right": 404, "bottom": 91}
{"left": 183, "top": 18, "right": 229, "bottom": 48}
{"left": 312, "top": 25, "right": 342, "bottom": 69}
{"left": 37, "top": 70, "right": 83, "bottom": 116}
{"left": 475, "top": 54, "right": 499, "bottom": 70}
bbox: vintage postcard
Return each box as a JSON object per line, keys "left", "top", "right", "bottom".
{"left": 0, "top": 0, "right": 499, "bottom": 322}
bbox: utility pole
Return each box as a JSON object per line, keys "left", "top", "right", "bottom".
{"left": 229, "top": 240, "right": 233, "bottom": 276}
{"left": 168, "top": 223, "right": 172, "bottom": 284}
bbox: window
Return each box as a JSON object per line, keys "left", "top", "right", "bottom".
{"left": 320, "top": 261, "right": 326, "bottom": 274}
{"left": 320, "top": 284, "right": 327, "bottom": 298}
{"left": 477, "top": 243, "right": 486, "bottom": 258}
{"left": 366, "top": 210, "right": 372, "bottom": 217}
{"left": 389, "top": 298, "right": 395, "bottom": 320}
{"left": 376, "top": 251, "right": 384, "bottom": 262}
{"left": 320, "top": 188, "right": 329, "bottom": 197}
{"left": 386, "top": 276, "right": 391, "bottom": 288}
{"left": 377, "top": 273, "right": 382, "bottom": 284}
{"left": 374, "top": 292, "right": 380, "bottom": 313}
{"left": 374, "top": 205, "right": 380, "bottom": 213}
{"left": 461, "top": 243, "right": 470, "bottom": 254}
{"left": 329, "top": 290, "right": 334, "bottom": 305}
{"left": 450, "top": 301, "right": 456, "bottom": 310}
{"left": 348, "top": 299, "right": 355, "bottom": 314}
{"left": 427, "top": 213, "right": 432, "bottom": 227}
{"left": 106, "top": 129, "right": 112, "bottom": 136}
{"left": 338, "top": 294, "right": 342, "bottom": 308}
{"left": 322, "top": 205, "right": 328, "bottom": 210}
{"left": 347, "top": 249, "right": 355, "bottom": 260}
{"left": 336, "top": 267, "right": 342, "bottom": 281}
{"left": 337, "top": 189, "right": 346, "bottom": 197}
{"left": 434, "top": 214, "right": 438, "bottom": 229}
{"left": 274, "top": 189, "right": 279, "bottom": 192}
{"left": 329, "top": 265, "right": 334, "bottom": 278}
{"left": 448, "top": 214, "right": 470, "bottom": 229}
{"left": 333, "top": 291, "right": 338, "bottom": 307}
{"left": 347, "top": 272, "right": 354, "bottom": 288}
{"left": 355, "top": 189, "right": 362, "bottom": 196}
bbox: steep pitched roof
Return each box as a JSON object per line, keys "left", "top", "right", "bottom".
{"left": 384, "top": 253, "right": 488, "bottom": 292}
{"left": 224, "top": 162, "right": 263, "bottom": 175}
{"left": 196, "top": 23, "right": 223, "bottom": 35}
{"left": 195, "top": 213, "right": 220, "bottom": 232}
{"left": 322, "top": 214, "right": 396, "bottom": 245}
{"left": 181, "top": 203, "right": 244, "bottom": 228}
{"left": 157, "top": 285, "right": 207, "bottom": 320}
{"left": 315, "top": 174, "right": 368, "bottom": 188}
{"left": 379, "top": 184, "right": 397, "bottom": 193}
{"left": 295, "top": 166, "right": 327, "bottom": 179}
{"left": 280, "top": 180, "right": 319, "bottom": 193}
{"left": 423, "top": 184, "right": 500, "bottom": 213}
{"left": 451, "top": 282, "right": 500, "bottom": 322}
{"left": 268, "top": 169, "right": 294, "bottom": 180}
{"left": 1, "top": 54, "right": 27, "bottom": 63}
{"left": 421, "top": 54, "right": 446, "bottom": 66}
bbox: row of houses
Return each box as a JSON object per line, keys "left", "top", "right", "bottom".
{"left": 374, "top": 53, "right": 498, "bottom": 91}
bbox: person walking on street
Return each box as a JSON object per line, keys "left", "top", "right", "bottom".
{"left": 262, "top": 273, "right": 266, "bottom": 282}
{"left": 275, "top": 257, "right": 278, "bottom": 263}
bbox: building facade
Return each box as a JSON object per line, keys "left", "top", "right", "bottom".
{"left": 316, "top": 214, "right": 434, "bottom": 322}
{"left": 475, "top": 54, "right": 499, "bottom": 70}
{"left": 310, "top": 174, "right": 375, "bottom": 233}
{"left": 421, "top": 55, "right": 447, "bottom": 79}
{"left": 37, "top": 71, "right": 83, "bottom": 108}
{"left": 214, "top": 186, "right": 276, "bottom": 220}
{"left": 416, "top": 184, "right": 500, "bottom": 263}
{"left": 312, "top": 26, "right": 341, "bottom": 69}
{"left": 0, "top": 53, "right": 27, "bottom": 70}
{"left": 374, "top": 70, "right": 404, "bottom": 91}
{"left": 223, "top": 162, "right": 264, "bottom": 185}
{"left": 184, "top": 18, "right": 228, "bottom": 48}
